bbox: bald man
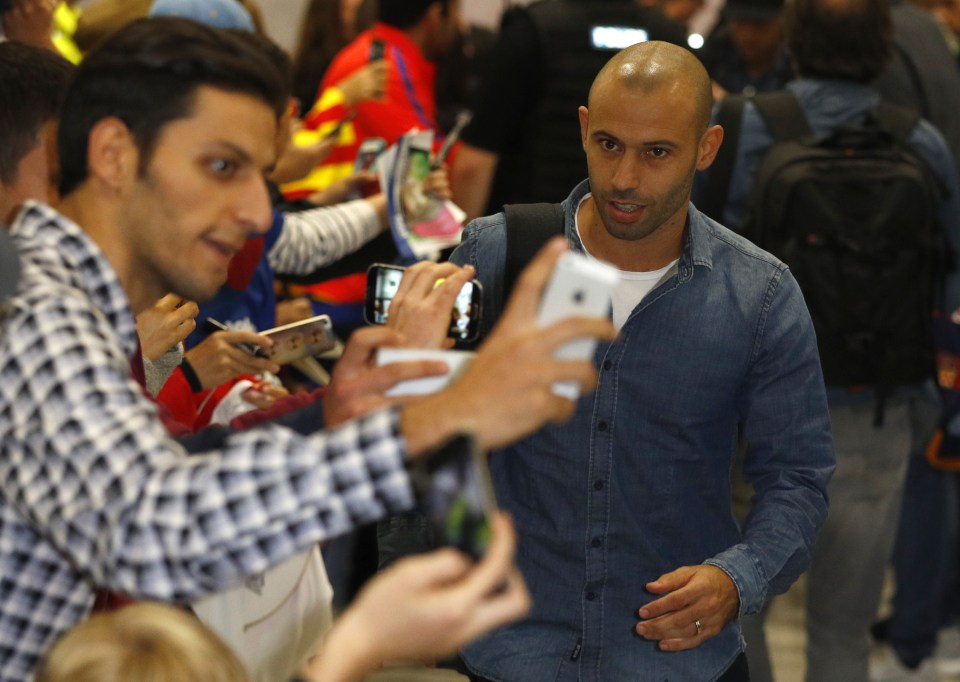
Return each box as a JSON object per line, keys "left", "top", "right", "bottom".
{"left": 448, "top": 41, "right": 834, "bottom": 681}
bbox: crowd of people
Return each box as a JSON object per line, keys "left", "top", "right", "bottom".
{"left": 1, "top": 0, "right": 959, "bottom": 681}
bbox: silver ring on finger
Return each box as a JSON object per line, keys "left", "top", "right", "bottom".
{"left": 694, "top": 619, "right": 702, "bottom": 636}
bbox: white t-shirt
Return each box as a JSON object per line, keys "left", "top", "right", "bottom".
{"left": 574, "top": 193, "right": 678, "bottom": 330}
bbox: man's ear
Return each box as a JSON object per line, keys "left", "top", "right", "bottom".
{"left": 578, "top": 106, "right": 590, "bottom": 150}
{"left": 696, "top": 124, "right": 724, "bottom": 171}
{"left": 86, "top": 117, "right": 139, "bottom": 191}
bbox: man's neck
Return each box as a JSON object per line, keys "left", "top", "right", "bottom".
{"left": 57, "top": 188, "right": 159, "bottom": 315}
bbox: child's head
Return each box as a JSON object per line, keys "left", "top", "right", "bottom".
{"left": 36, "top": 603, "right": 249, "bottom": 682}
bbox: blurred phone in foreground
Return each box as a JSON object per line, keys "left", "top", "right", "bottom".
{"left": 414, "top": 433, "right": 497, "bottom": 560}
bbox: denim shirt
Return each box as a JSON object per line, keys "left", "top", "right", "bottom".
{"left": 450, "top": 181, "right": 835, "bottom": 682}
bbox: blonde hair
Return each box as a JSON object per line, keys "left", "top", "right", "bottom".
{"left": 36, "top": 603, "right": 250, "bottom": 682}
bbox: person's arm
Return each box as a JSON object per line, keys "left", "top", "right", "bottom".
{"left": 268, "top": 199, "right": 385, "bottom": 276}
{"left": 0, "top": 294, "right": 419, "bottom": 603}
{"left": 299, "top": 513, "right": 530, "bottom": 682}
{"left": 710, "top": 268, "right": 834, "bottom": 610}
{"left": 451, "top": 143, "right": 499, "bottom": 222}
{"left": 635, "top": 267, "right": 833, "bottom": 651}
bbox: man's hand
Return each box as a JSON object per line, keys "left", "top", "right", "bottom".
{"left": 303, "top": 513, "right": 530, "bottom": 681}
{"left": 270, "top": 118, "right": 338, "bottom": 185}
{"left": 336, "top": 59, "right": 389, "bottom": 107}
{"left": 400, "top": 238, "right": 617, "bottom": 456}
{"left": 183, "top": 330, "right": 280, "bottom": 390}
{"left": 135, "top": 294, "right": 199, "bottom": 362}
{"left": 2, "top": 0, "right": 57, "bottom": 50}
{"left": 322, "top": 326, "right": 450, "bottom": 427}
{"left": 635, "top": 564, "right": 740, "bottom": 651}
{"left": 386, "top": 262, "right": 475, "bottom": 349}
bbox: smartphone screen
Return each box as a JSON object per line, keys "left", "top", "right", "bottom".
{"left": 364, "top": 263, "right": 482, "bottom": 342}
{"left": 416, "top": 433, "right": 497, "bottom": 560}
{"left": 354, "top": 137, "right": 386, "bottom": 174}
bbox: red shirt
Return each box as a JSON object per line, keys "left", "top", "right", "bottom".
{"left": 319, "top": 23, "right": 458, "bottom": 170}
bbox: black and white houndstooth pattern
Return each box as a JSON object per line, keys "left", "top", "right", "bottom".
{"left": 0, "top": 203, "right": 414, "bottom": 681}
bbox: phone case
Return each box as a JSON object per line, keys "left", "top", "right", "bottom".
{"left": 260, "top": 315, "right": 335, "bottom": 365}
{"left": 537, "top": 251, "right": 619, "bottom": 399}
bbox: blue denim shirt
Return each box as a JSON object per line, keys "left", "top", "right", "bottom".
{"left": 449, "top": 182, "right": 834, "bottom": 681}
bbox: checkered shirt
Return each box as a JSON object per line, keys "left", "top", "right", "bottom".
{"left": 0, "top": 203, "right": 415, "bottom": 681}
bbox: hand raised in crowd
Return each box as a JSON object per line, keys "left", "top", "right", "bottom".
{"left": 635, "top": 564, "right": 740, "bottom": 651}
{"left": 1, "top": 0, "right": 57, "bottom": 51}
{"left": 422, "top": 166, "right": 452, "bottom": 202}
{"left": 336, "top": 58, "right": 389, "bottom": 107}
{"left": 270, "top": 117, "right": 338, "bottom": 185}
{"left": 183, "top": 329, "right": 281, "bottom": 390}
{"left": 400, "top": 238, "right": 617, "bottom": 455}
{"left": 321, "top": 326, "right": 450, "bottom": 427}
{"left": 304, "top": 513, "right": 530, "bottom": 681}
{"left": 386, "top": 261, "right": 476, "bottom": 349}
{"left": 135, "top": 294, "right": 199, "bottom": 362}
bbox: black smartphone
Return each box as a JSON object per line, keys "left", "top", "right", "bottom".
{"left": 412, "top": 433, "right": 497, "bottom": 560}
{"left": 364, "top": 263, "right": 483, "bottom": 342}
{"left": 369, "top": 38, "right": 386, "bottom": 62}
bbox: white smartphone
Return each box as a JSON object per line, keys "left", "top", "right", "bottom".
{"left": 260, "top": 314, "right": 336, "bottom": 365}
{"left": 537, "top": 251, "right": 619, "bottom": 399}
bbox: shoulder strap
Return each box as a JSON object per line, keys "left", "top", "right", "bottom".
{"left": 871, "top": 100, "right": 922, "bottom": 146}
{"left": 502, "top": 202, "right": 565, "bottom": 307}
{"left": 751, "top": 90, "right": 812, "bottom": 142}
{"left": 699, "top": 94, "right": 746, "bottom": 222}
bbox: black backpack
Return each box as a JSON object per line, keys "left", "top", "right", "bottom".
{"left": 711, "top": 91, "right": 943, "bottom": 408}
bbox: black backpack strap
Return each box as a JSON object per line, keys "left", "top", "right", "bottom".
{"left": 871, "top": 100, "right": 921, "bottom": 146}
{"left": 502, "top": 202, "right": 565, "bottom": 310}
{"left": 751, "top": 90, "right": 812, "bottom": 142}
{"left": 699, "top": 94, "right": 746, "bottom": 222}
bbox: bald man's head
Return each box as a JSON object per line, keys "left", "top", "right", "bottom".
{"left": 588, "top": 42, "right": 714, "bottom": 135}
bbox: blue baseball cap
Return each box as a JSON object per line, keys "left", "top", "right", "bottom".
{"left": 148, "top": 0, "right": 255, "bottom": 31}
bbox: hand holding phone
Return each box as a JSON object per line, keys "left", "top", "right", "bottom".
{"left": 537, "top": 251, "right": 618, "bottom": 399}
{"left": 365, "top": 263, "right": 483, "bottom": 344}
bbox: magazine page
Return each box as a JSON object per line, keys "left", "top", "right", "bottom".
{"left": 383, "top": 129, "right": 465, "bottom": 261}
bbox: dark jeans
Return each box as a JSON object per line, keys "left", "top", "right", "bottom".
{"left": 463, "top": 651, "right": 750, "bottom": 682}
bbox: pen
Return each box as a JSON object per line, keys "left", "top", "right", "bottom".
{"left": 203, "top": 317, "right": 269, "bottom": 359}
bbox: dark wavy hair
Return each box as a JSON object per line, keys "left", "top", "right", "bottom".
{"left": 58, "top": 17, "right": 287, "bottom": 197}
{"left": 0, "top": 43, "right": 73, "bottom": 187}
{"left": 784, "top": 0, "right": 893, "bottom": 82}
{"left": 379, "top": 0, "right": 450, "bottom": 29}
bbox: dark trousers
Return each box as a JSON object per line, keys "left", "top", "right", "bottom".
{"left": 464, "top": 651, "right": 750, "bottom": 682}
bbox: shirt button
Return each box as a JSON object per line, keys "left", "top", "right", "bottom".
{"left": 586, "top": 592, "right": 597, "bottom": 601}
{"left": 593, "top": 480, "right": 604, "bottom": 490}
{"left": 597, "top": 421, "right": 608, "bottom": 432}
{"left": 591, "top": 537, "right": 602, "bottom": 548}
{"left": 602, "top": 360, "right": 612, "bottom": 371}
